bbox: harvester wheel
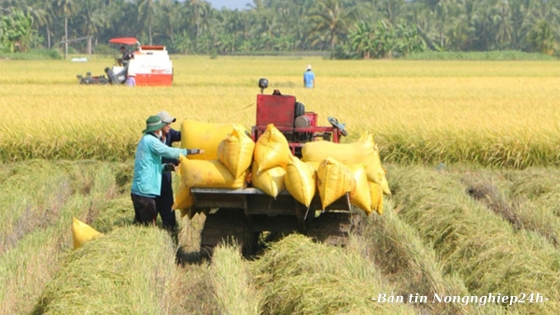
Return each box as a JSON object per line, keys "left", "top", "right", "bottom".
{"left": 306, "top": 212, "right": 362, "bottom": 246}
{"left": 200, "top": 209, "right": 256, "bottom": 259}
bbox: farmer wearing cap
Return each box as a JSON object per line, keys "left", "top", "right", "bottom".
{"left": 131, "top": 115, "right": 204, "bottom": 226}
{"left": 155, "top": 111, "right": 183, "bottom": 233}
{"left": 303, "top": 64, "right": 315, "bottom": 88}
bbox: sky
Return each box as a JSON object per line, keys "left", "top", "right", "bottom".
{"left": 208, "top": 0, "right": 252, "bottom": 10}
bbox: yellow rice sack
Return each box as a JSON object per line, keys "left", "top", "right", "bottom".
{"left": 218, "top": 125, "right": 255, "bottom": 178}
{"left": 365, "top": 147, "right": 384, "bottom": 184}
{"left": 253, "top": 124, "right": 291, "bottom": 174}
{"left": 369, "top": 181, "right": 383, "bottom": 215}
{"left": 346, "top": 164, "right": 372, "bottom": 215}
{"left": 285, "top": 156, "right": 316, "bottom": 207}
{"left": 252, "top": 163, "right": 286, "bottom": 198}
{"left": 181, "top": 119, "right": 248, "bottom": 160}
{"left": 305, "top": 161, "right": 320, "bottom": 172}
{"left": 172, "top": 181, "right": 194, "bottom": 210}
{"left": 301, "top": 134, "right": 375, "bottom": 165}
{"left": 178, "top": 156, "right": 246, "bottom": 189}
{"left": 72, "top": 217, "right": 102, "bottom": 249}
{"left": 380, "top": 172, "right": 392, "bottom": 195}
{"left": 316, "top": 157, "right": 356, "bottom": 209}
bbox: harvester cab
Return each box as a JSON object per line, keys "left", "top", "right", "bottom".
{"left": 77, "top": 37, "right": 173, "bottom": 86}
{"left": 251, "top": 78, "right": 347, "bottom": 157}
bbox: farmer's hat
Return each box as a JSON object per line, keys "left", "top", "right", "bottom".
{"left": 306, "top": 64, "right": 312, "bottom": 70}
{"left": 156, "top": 110, "right": 176, "bottom": 124}
{"left": 142, "top": 116, "right": 167, "bottom": 133}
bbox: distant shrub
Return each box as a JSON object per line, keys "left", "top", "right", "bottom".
{"left": 93, "top": 44, "right": 115, "bottom": 56}
{"left": 404, "top": 50, "right": 557, "bottom": 60}
{"left": 0, "top": 48, "right": 62, "bottom": 60}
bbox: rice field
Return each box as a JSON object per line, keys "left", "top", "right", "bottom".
{"left": 1, "top": 57, "right": 560, "bottom": 314}
{"left": 1, "top": 57, "right": 559, "bottom": 166}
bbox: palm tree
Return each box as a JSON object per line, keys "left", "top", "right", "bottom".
{"left": 508, "top": 0, "right": 529, "bottom": 49}
{"left": 492, "top": 0, "right": 513, "bottom": 49}
{"left": 137, "top": 0, "right": 157, "bottom": 45}
{"left": 158, "top": 0, "right": 181, "bottom": 44}
{"left": 189, "top": 0, "right": 201, "bottom": 39}
{"left": 527, "top": 20, "right": 555, "bottom": 54}
{"left": 21, "top": 0, "right": 52, "bottom": 48}
{"left": 309, "top": 0, "right": 356, "bottom": 58}
{"left": 79, "top": 0, "right": 106, "bottom": 40}
{"left": 57, "top": 0, "right": 75, "bottom": 58}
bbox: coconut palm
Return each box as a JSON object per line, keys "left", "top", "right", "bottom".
{"left": 57, "top": 0, "right": 75, "bottom": 58}
{"left": 527, "top": 20, "right": 555, "bottom": 54}
{"left": 137, "top": 0, "right": 157, "bottom": 45}
{"left": 309, "top": 0, "right": 356, "bottom": 58}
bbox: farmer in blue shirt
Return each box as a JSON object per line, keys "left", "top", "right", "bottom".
{"left": 303, "top": 64, "right": 315, "bottom": 88}
{"left": 131, "top": 115, "right": 203, "bottom": 226}
{"left": 155, "top": 111, "right": 183, "bottom": 233}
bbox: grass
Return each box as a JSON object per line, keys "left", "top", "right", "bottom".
{"left": 0, "top": 57, "right": 559, "bottom": 167}
{"left": 389, "top": 165, "right": 560, "bottom": 315}
{"left": 34, "top": 226, "right": 179, "bottom": 315}
{"left": 2, "top": 160, "right": 560, "bottom": 314}
{"left": 359, "top": 198, "right": 509, "bottom": 315}
{"left": 0, "top": 160, "right": 120, "bottom": 315}
{"left": 211, "top": 244, "right": 261, "bottom": 315}
{"left": 252, "top": 234, "right": 416, "bottom": 315}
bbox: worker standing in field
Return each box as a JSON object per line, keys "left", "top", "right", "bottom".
{"left": 303, "top": 64, "right": 315, "bottom": 88}
{"left": 155, "top": 111, "right": 182, "bottom": 234}
{"left": 131, "top": 115, "right": 204, "bottom": 226}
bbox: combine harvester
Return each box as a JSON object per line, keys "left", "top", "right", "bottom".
{"left": 77, "top": 37, "right": 173, "bottom": 86}
{"left": 179, "top": 79, "right": 378, "bottom": 258}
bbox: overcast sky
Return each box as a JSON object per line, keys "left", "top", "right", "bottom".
{"left": 208, "top": 0, "right": 251, "bottom": 10}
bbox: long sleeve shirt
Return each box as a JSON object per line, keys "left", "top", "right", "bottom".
{"left": 131, "top": 133, "right": 187, "bottom": 198}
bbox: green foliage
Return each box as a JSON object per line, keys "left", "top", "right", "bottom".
{"left": 2, "top": 0, "right": 560, "bottom": 58}
{"left": 0, "top": 9, "right": 36, "bottom": 53}
{"left": 210, "top": 48, "right": 218, "bottom": 59}
{"left": 92, "top": 44, "right": 114, "bottom": 56}
{"left": 526, "top": 20, "right": 556, "bottom": 55}
{"left": 0, "top": 48, "right": 62, "bottom": 60}
{"left": 404, "top": 50, "right": 557, "bottom": 60}
{"left": 348, "top": 20, "right": 427, "bottom": 59}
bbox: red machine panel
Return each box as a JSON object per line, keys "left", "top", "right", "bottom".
{"left": 256, "top": 94, "right": 296, "bottom": 128}
{"left": 303, "top": 112, "right": 317, "bottom": 127}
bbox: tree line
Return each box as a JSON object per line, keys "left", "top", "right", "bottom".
{"left": 1, "top": 0, "right": 559, "bottom": 58}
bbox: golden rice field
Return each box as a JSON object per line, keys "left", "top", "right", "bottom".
{"left": 2, "top": 57, "right": 560, "bottom": 315}
{"left": 1, "top": 56, "right": 560, "bottom": 166}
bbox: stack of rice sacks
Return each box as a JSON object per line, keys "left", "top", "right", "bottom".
{"left": 173, "top": 119, "right": 390, "bottom": 218}
{"left": 301, "top": 134, "right": 390, "bottom": 215}
{"left": 173, "top": 120, "right": 255, "bottom": 219}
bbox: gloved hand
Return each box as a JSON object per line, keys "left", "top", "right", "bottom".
{"left": 187, "top": 148, "right": 205, "bottom": 155}
{"left": 164, "top": 163, "right": 176, "bottom": 172}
